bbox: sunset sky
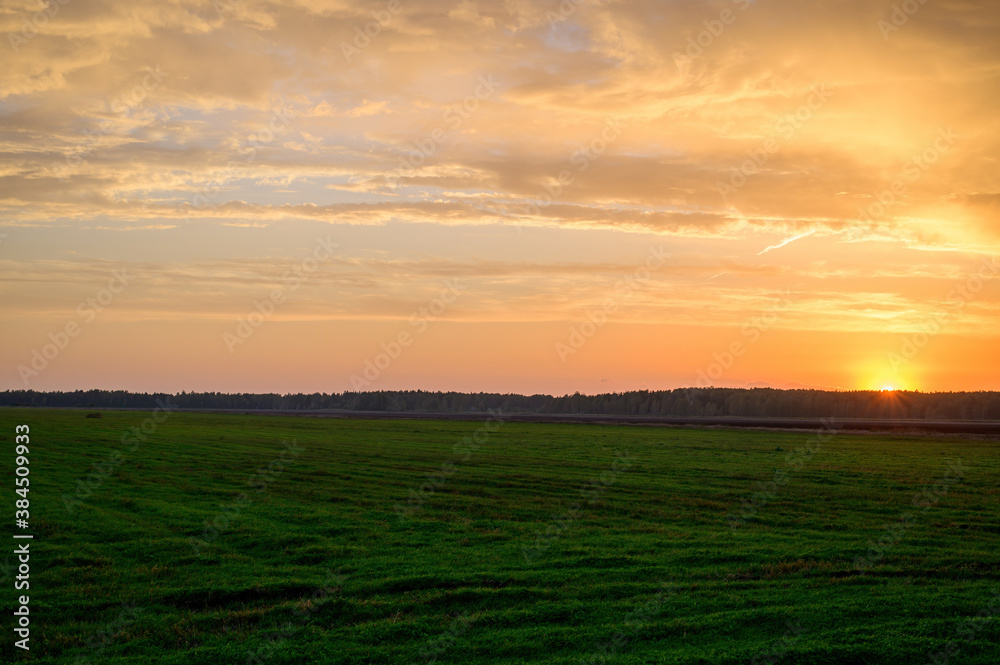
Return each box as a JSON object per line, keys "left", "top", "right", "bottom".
{"left": 1, "top": 0, "right": 998, "bottom": 394}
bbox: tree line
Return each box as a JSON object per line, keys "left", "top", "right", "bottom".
{"left": 2, "top": 388, "right": 999, "bottom": 420}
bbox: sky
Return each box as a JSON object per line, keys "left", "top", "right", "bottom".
{"left": 1, "top": 0, "right": 998, "bottom": 395}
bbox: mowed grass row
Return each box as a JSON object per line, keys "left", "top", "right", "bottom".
{"left": 1, "top": 408, "right": 998, "bottom": 664}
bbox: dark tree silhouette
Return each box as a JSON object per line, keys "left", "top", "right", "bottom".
{"left": 2, "top": 388, "right": 999, "bottom": 420}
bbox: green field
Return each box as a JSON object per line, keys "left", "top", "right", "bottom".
{"left": 1, "top": 407, "right": 998, "bottom": 664}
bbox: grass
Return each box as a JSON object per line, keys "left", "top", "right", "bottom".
{"left": 1, "top": 407, "right": 998, "bottom": 664}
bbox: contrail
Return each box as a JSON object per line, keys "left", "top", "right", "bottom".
{"left": 757, "top": 229, "right": 816, "bottom": 255}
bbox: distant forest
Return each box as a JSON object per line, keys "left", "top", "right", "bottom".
{"left": 2, "top": 388, "right": 1000, "bottom": 420}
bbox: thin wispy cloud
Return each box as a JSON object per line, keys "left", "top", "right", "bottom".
{"left": 757, "top": 230, "right": 818, "bottom": 256}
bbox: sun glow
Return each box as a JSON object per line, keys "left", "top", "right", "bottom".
{"left": 860, "top": 360, "right": 918, "bottom": 393}
{"left": 864, "top": 373, "right": 910, "bottom": 392}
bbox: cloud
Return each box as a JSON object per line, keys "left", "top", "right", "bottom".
{"left": 757, "top": 229, "right": 817, "bottom": 255}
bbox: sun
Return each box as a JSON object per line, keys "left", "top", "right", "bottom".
{"left": 860, "top": 363, "right": 915, "bottom": 392}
